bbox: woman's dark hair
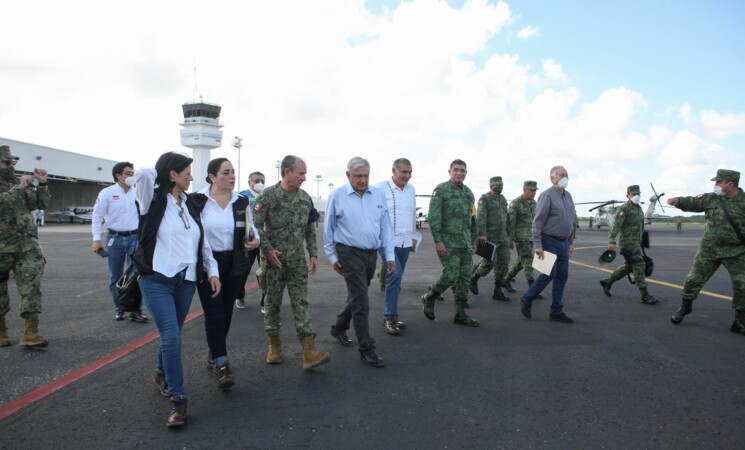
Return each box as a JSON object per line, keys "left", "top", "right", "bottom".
{"left": 154, "top": 152, "right": 193, "bottom": 195}
{"left": 205, "top": 157, "right": 229, "bottom": 184}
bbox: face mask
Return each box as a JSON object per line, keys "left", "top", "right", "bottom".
{"left": 491, "top": 186, "right": 503, "bottom": 194}
{"left": 713, "top": 185, "right": 725, "bottom": 196}
{"left": 253, "top": 182, "right": 265, "bottom": 193}
{"left": 124, "top": 176, "right": 136, "bottom": 187}
{"left": 557, "top": 177, "right": 569, "bottom": 189}
{"left": 630, "top": 195, "right": 640, "bottom": 205}
{"left": 0, "top": 167, "right": 15, "bottom": 181}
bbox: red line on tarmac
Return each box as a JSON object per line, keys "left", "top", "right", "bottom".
{"left": 0, "top": 281, "right": 259, "bottom": 421}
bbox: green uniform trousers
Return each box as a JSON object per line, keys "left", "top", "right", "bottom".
{"left": 0, "top": 244, "right": 45, "bottom": 319}
{"left": 263, "top": 261, "right": 315, "bottom": 339}
{"left": 505, "top": 240, "right": 535, "bottom": 283}
{"left": 433, "top": 247, "right": 472, "bottom": 309}
{"left": 682, "top": 250, "right": 745, "bottom": 311}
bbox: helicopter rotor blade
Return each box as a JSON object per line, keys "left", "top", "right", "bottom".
{"left": 650, "top": 183, "right": 665, "bottom": 213}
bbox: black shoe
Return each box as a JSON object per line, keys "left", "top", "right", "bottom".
{"left": 550, "top": 313, "right": 574, "bottom": 324}
{"left": 129, "top": 312, "right": 149, "bottom": 323}
{"left": 469, "top": 277, "right": 479, "bottom": 295}
{"left": 520, "top": 299, "right": 531, "bottom": 318}
{"left": 492, "top": 291, "right": 511, "bottom": 302}
{"left": 330, "top": 326, "right": 355, "bottom": 347}
{"left": 437, "top": 295, "right": 444, "bottom": 301}
{"left": 360, "top": 350, "right": 385, "bottom": 367}
{"left": 502, "top": 280, "right": 516, "bottom": 293}
{"left": 671, "top": 299, "right": 693, "bottom": 325}
{"left": 600, "top": 279, "right": 612, "bottom": 297}
{"left": 115, "top": 312, "right": 126, "bottom": 321}
{"left": 453, "top": 311, "right": 479, "bottom": 327}
{"left": 396, "top": 320, "right": 406, "bottom": 330}
{"left": 421, "top": 293, "right": 435, "bottom": 320}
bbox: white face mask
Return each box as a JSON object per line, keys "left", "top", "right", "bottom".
{"left": 253, "top": 182, "right": 265, "bottom": 193}
{"left": 630, "top": 195, "right": 640, "bottom": 204}
{"left": 713, "top": 185, "right": 725, "bottom": 196}
{"left": 557, "top": 177, "right": 569, "bottom": 189}
{"left": 124, "top": 176, "right": 136, "bottom": 187}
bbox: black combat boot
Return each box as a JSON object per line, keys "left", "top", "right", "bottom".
{"left": 640, "top": 287, "right": 659, "bottom": 305}
{"left": 731, "top": 309, "right": 745, "bottom": 335}
{"left": 492, "top": 286, "right": 510, "bottom": 302}
{"left": 453, "top": 303, "right": 479, "bottom": 327}
{"left": 671, "top": 299, "right": 693, "bottom": 325}
{"left": 502, "top": 279, "right": 516, "bottom": 293}
{"left": 421, "top": 288, "right": 440, "bottom": 320}
{"left": 600, "top": 279, "right": 613, "bottom": 297}
{"left": 469, "top": 265, "right": 480, "bottom": 295}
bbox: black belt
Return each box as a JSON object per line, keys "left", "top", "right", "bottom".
{"left": 338, "top": 243, "right": 377, "bottom": 254}
{"left": 543, "top": 233, "right": 568, "bottom": 241}
{"left": 108, "top": 229, "right": 137, "bottom": 237}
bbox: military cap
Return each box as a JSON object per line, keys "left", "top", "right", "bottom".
{"left": 627, "top": 185, "right": 640, "bottom": 195}
{"left": 0, "top": 145, "right": 19, "bottom": 162}
{"left": 710, "top": 169, "right": 740, "bottom": 182}
{"left": 598, "top": 249, "right": 616, "bottom": 265}
{"left": 523, "top": 180, "right": 538, "bottom": 190}
{"left": 489, "top": 176, "right": 503, "bottom": 185}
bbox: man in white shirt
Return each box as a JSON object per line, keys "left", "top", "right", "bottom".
{"left": 375, "top": 158, "right": 417, "bottom": 336}
{"left": 92, "top": 162, "right": 148, "bottom": 322}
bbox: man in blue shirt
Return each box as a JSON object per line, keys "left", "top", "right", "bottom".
{"left": 325, "top": 157, "right": 395, "bottom": 367}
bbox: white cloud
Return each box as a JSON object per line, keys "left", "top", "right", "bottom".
{"left": 516, "top": 25, "right": 541, "bottom": 39}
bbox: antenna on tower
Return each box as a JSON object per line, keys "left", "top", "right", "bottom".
{"left": 193, "top": 63, "right": 198, "bottom": 102}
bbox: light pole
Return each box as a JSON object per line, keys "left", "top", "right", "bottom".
{"left": 275, "top": 160, "right": 281, "bottom": 182}
{"left": 315, "top": 175, "right": 323, "bottom": 202}
{"left": 231, "top": 136, "right": 242, "bottom": 191}
{"left": 328, "top": 183, "right": 334, "bottom": 195}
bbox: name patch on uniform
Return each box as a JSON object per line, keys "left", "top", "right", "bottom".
{"left": 112, "top": 195, "right": 120, "bottom": 200}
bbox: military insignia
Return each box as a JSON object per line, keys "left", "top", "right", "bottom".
{"left": 254, "top": 203, "right": 263, "bottom": 213}
{"left": 479, "top": 197, "right": 485, "bottom": 205}
{"left": 510, "top": 202, "right": 516, "bottom": 209}
{"left": 471, "top": 204, "right": 477, "bottom": 216}
{"left": 432, "top": 189, "right": 440, "bottom": 197}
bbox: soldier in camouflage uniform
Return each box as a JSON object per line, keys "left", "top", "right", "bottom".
{"left": 421, "top": 159, "right": 479, "bottom": 327}
{"left": 470, "top": 176, "right": 511, "bottom": 301}
{"left": 253, "top": 155, "right": 330, "bottom": 370}
{"left": 502, "top": 181, "right": 539, "bottom": 296}
{"left": 0, "top": 145, "right": 50, "bottom": 348}
{"left": 669, "top": 169, "right": 745, "bottom": 335}
{"left": 599, "top": 185, "right": 659, "bottom": 305}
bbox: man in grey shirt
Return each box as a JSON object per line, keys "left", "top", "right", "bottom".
{"left": 520, "top": 165, "right": 576, "bottom": 324}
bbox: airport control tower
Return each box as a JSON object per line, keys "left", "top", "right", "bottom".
{"left": 180, "top": 100, "right": 223, "bottom": 192}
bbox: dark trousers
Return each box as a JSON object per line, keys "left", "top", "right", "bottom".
{"left": 236, "top": 248, "right": 260, "bottom": 300}
{"left": 197, "top": 251, "right": 243, "bottom": 362}
{"left": 334, "top": 244, "right": 377, "bottom": 353}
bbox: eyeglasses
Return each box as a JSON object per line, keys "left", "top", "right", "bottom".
{"left": 178, "top": 207, "right": 191, "bottom": 230}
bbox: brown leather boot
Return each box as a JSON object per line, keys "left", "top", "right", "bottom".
{"left": 0, "top": 317, "right": 11, "bottom": 347}
{"left": 20, "top": 315, "right": 48, "bottom": 348}
{"left": 300, "top": 335, "right": 330, "bottom": 371}
{"left": 166, "top": 393, "right": 187, "bottom": 428}
{"left": 266, "top": 335, "right": 282, "bottom": 364}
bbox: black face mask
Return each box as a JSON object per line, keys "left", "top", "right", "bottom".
{"left": 491, "top": 186, "right": 503, "bottom": 195}
{"left": 0, "top": 166, "right": 15, "bottom": 181}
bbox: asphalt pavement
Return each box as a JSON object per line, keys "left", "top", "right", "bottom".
{"left": 0, "top": 222, "right": 742, "bottom": 449}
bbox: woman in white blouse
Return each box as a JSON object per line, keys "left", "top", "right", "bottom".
{"left": 194, "top": 158, "right": 259, "bottom": 390}
{"left": 133, "top": 152, "right": 220, "bottom": 428}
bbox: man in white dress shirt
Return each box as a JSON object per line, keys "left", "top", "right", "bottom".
{"left": 375, "top": 158, "right": 417, "bottom": 335}
{"left": 92, "top": 162, "right": 148, "bottom": 322}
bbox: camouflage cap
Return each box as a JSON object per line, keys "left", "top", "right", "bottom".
{"left": 627, "top": 185, "right": 640, "bottom": 195}
{"left": 489, "top": 176, "right": 503, "bottom": 185}
{"left": 598, "top": 249, "right": 617, "bottom": 265}
{"left": 710, "top": 169, "right": 740, "bottom": 182}
{"left": 523, "top": 180, "right": 538, "bottom": 190}
{"left": 0, "top": 145, "right": 19, "bottom": 162}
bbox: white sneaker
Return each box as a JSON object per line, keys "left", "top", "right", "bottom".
{"left": 235, "top": 299, "right": 246, "bottom": 309}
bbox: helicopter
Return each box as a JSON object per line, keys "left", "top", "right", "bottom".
{"left": 578, "top": 183, "right": 665, "bottom": 229}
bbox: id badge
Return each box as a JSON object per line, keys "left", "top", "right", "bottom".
{"left": 107, "top": 238, "right": 114, "bottom": 247}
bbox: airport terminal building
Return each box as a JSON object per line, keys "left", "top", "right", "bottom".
{"left": 0, "top": 137, "right": 116, "bottom": 215}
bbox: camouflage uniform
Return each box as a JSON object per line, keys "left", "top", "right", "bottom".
{"left": 253, "top": 184, "right": 317, "bottom": 339}
{"left": 0, "top": 169, "right": 51, "bottom": 320}
{"left": 505, "top": 193, "right": 537, "bottom": 285}
{"left": 427, "top": 180, "right": 478, "bottom": 311}
{"left": 473, "top": 191, "right": 510, "bottom": 295}
{"left": 601, "top": 187, "right": 657, "bottom": 304}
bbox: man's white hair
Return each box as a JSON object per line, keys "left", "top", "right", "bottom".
{"left": 347, "top": 157, "right": 370, "bottom": 171}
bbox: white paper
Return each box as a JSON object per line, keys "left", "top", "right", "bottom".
{"left": 532, "top": 250, "right": 557, "bottom": 275}
{"left": 411, "top": 231, "right": 423, "bottom": 253}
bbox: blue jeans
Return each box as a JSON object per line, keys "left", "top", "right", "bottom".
{"left": 523, "top": 234, "right": 569, "bottom": 316}
{"left": 379, "top": 246, "right": 411, "bottom": 319}
{"left": 106, "top": 233, "right": 139, "bottom": 313}
{"left": 139, "top": 270, "right": 195, "bottom": 396}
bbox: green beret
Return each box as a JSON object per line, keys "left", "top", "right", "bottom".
{"left": 523, "top": 180, "right": 538, "bottom": 190}
{"left": 627, "top": 185, "right": 640, "bottom": 195}
{"left": 0, "top": 145, "right": 19, "bottom": 162}
{"left": 710, "top": 169, "right": 740, "bottom": 182}
{"left": 489, "top": 176, "right": 503, "bottom": 185}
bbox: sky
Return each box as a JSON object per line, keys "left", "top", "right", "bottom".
{"left": 2, "top": 0, "right": 744, "bottom": 216}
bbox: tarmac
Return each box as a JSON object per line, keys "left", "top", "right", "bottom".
{"left": 0, "top": 222, "right": 743, "bottom": 449}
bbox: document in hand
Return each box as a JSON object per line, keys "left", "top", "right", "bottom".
{"left": 532, "top": 250, "right": 557, "bottom": 275}
{"left": 475, "top": 241, "right": 497, "bottom": 261}
{"left": 411, "top": 231, "right": 423, "bottom": 253}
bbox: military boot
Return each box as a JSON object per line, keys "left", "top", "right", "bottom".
{"left": 492, "top": 286, "right": 511, "bottom": 302}
{"left": 527, "top": 280, "right": 543, "bottom": 300}
{"left": 671, "top": 299, "right": 693, "bottom": 325}
{"left": 421, "top": 288, "right": 439, "bottom": 320}
{"left": 502, "top": 278, "right": 516, "bottom": 293}
{"left": 166, "top": 393, "right": 188, "bottom": 428}
{"left": 301, "top": 335, "right": 331, "bottom": 371}
{"left": 600, "top": 279, "right": 613, "bottom": 297}
{"left": 20, "top": 315, "right": 48, "bottom": 348}
{"left": 640, "top": 287, "right": 659, "bottom": 305}
{"left": 453, "top": 307, "right": 479, "bottom": 327}
{"left": 730, "top": 309, "right": 745, "bottom": 336}
{"left": 266, "top": 335, "right": 282, "bottom": 364}
{"left": 0, "top": 317, "right": 11, "bottom": 347}
{"left": 469, "top": 266, "right": 480, "bottom": 295}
